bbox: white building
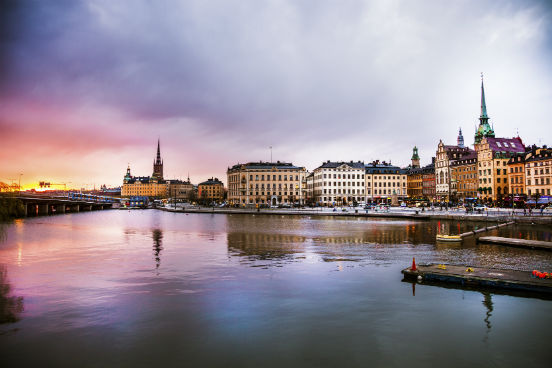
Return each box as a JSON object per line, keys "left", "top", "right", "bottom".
{"left": 435, "top": 140, "right": 472, "bottom": 202}
{"left": 312, "top": 161, "right": 366, "bottom": 206}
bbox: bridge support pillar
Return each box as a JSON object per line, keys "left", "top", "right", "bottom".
{"left": 37, "top": 204, "right": 49, "bottom": 216}
{"left": 56, "top": 204, "right": 66, "bottom": 214}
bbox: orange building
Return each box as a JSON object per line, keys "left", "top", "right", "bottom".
{"left": 507, "top": 153, "right": 526, "bottom": 196}
{"left": 198, "top": 178, "right": 225, "bottom": 203}
{"left": 450, "top": 152, "right": 478, "bottom": 201}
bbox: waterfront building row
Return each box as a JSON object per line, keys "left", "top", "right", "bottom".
{"left": 226, "top": 160, "right": 407, "bottom": 206}
{"left": 122, "top": 78, "right": 549, "bottom": 206}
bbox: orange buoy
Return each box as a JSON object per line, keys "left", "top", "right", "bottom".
{"left": 411, "top": 257, "right": 417, "bottom": 271}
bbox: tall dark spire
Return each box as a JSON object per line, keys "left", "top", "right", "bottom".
{"left": 155, "top": 138, "right": 162, "bottom": 165}
{"left": 152, "top": 139, "right": 164, "bottom": 180}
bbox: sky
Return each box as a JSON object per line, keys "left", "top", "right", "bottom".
{"left": 1, "top": 0, "right": 551, "bottom": 189}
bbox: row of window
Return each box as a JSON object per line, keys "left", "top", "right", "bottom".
{"left": 527, "top": 168, "right": 551, "bottom": 176}
{"left": 248, "top": 191, "right": 300, "bottom": 196}
{"left": 315, "top": 181, "right": 364, "bottom": 187}
{"left": 248, "top": 174, "right": 300, "bottom": 181}
{"left": 249, "top": 183, "right": 298, "bottom": 189}
{"left": 322, "top": 189, "right": 365, "bottom": 195}
{"left": 318, "top": 196, "right": 365, "bottom": 202}
{"left": 527, "top": 178, "right": 551, "bottom": 185}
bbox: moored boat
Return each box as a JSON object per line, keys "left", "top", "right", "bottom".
{"left": 436, "top": 234, "right": 462, "bottom": 242}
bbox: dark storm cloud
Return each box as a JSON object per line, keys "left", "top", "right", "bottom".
{"left": 1, "top": 0, "right": 552, "bottom": 181}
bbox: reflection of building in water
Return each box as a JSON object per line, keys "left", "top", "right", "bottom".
{"left": 0, "top": 265, "right": 24, "bottom": 324}
{"left": 152, "top": 229, "right": 163, "bottom": 270}
{"left": 227, "top": 232, "right": 306, "bottom": 260}
{"left": 482, "top": 292, "right": 493, "bottom": 330}
{"left": 482, "top": 292, "right": 493, "bottom": 344}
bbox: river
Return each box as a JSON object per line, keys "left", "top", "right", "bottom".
{"left": 1, "top": 210, "right": 551, "bottom": 367}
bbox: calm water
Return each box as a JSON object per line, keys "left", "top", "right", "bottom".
{"left": 1, "top": 210, "right": 551, "bottom": 367}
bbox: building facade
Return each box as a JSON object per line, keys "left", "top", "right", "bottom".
{"left": 525, "top": 148, "right": 552, "bottom": 199}
{"left": 305, "top": 172, "right": 314, "bottom": 205}
{"left": 507, "top": 153, "right": 526, "bottom": 196}
{"left": 406, "top": 167, "right": 423, "bottom": 199}
{"left": 227, "top": 161, "right": 306, "bottom": 206}
{"left": 422, "top": 161, "right": 436, "bottom": 201}
{"left": 167, "top": 179, "right": 194, "bottom": 200}
{"left": 312, "top": 161, "right": 365, "bottom": 206}
{"left": 198, "top": 178, "right": 225, "bottom": 203}
{"left": 122, "top": 165, "right": 169, "bottom": 198}
{"left": 435, "top": 140, "right": 473, "bottom": 202}
{"left": 450, "top": 152, "right": 478, "bottom": 201}
{"left": 365, "top": 161, "right": 407, "bottom": 203}
{"left": 476, "top": 137, "right": 525, "bottom": 201}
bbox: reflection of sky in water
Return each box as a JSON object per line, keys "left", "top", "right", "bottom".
{"left": 0, "top": 210, "right": 551, "bottom": 366}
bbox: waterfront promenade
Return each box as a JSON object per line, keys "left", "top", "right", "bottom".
{"left": 158, "top": 205, "right": 552, "bottom": 224}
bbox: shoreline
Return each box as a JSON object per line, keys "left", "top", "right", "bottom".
{"left": 156, "top": 207, "right": 552, "bottom": 224}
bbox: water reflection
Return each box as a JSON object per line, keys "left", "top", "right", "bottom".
{"left": 0, "top": 265, "right": 24, "bottom": 324}
{"left": 227, "top": 232, "right": 306, "bottom": 261}
{"left": 482, "top": 292, "right": 493, "bottom": 330}
{"left": 152, "top": 229, "right": 163, "bottom": 271}
{"left": 482, "top": 292, "right": 493, "bottom": 343}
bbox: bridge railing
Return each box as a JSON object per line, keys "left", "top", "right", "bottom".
{"left": 67, "top": 192, "right": 120, "bottom": 203}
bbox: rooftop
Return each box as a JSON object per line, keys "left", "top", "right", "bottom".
{"left": 228, "top": 161, "right": 304, "bottom": 171}
{"left": 199, "top": 177, "right": 224, "bottom": 186}
{"left": 317, "top": 160, "right": 365, "bottom": 170}
{"left": 484, "top": 137, "right": 525, "bottom": 153}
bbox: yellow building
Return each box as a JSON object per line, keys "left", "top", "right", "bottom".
{"left": 198, "top": 178, "right": 225, "bottom": 203}
{"left": 525, "top": 148, "right": 552, "bottom": 199}
{"left": 365, "top": 161, "right": 408, "bottom": 203}
{"left": 121, "top": 140, "right": 193, "bottom": 199}
{"left": 476, "top": 137, "right": 525, "bottom": 202}
{"left": 406, "top": 167, "right": 423, "bottom": 199}
{"left": 227, "top": 161, "right": 306, "bottom": 207}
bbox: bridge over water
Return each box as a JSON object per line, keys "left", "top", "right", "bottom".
{"left": 16, "top": 195, "right": 119, "bottom": 216}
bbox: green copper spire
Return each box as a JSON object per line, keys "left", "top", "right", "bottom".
{"left": 480, "top": 78, "right": 488, "bottom": 120}
{"left": 411, "top": 146, "right": 420, "bottom": 160}
{"left": 474, "top": 73, "right": 495, "bottom": 144}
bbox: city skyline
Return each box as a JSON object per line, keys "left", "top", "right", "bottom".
{"left": 1, "top": 0, "right": 552, "bottom": 189}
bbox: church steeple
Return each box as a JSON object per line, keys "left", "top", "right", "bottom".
{"left": 480, "top": 77, "right": 489, "bottom": 122}
{"left": 474, "top": 74, "right": 495, "bottom": 145}
{"left": 155, "top": 139, "right": 162, "bottom": 165}
{"left": 124, "top": 164, "right": 132, "bottom": 183}
{"left": 457, "top": 127, "right": 464, "bottom": 148}
{"left": 411, "top": 146, "right": 420, "bottom": 168}
{"left": 152, "top": 139, "right": 164, "bottom": 181}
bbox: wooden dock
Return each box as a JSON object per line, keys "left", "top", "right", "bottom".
{"left": 458, "top": 221, "right": 515, "bottom": 238}
{"left": 477, "top": 236, "right": 552, "bottom": 251}
{"left": 402, "top": 264, "right": 552, "bottom": 294}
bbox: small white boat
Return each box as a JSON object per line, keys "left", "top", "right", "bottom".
{"left": 436, "top": 234, "right": 462, "bottom": 242}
